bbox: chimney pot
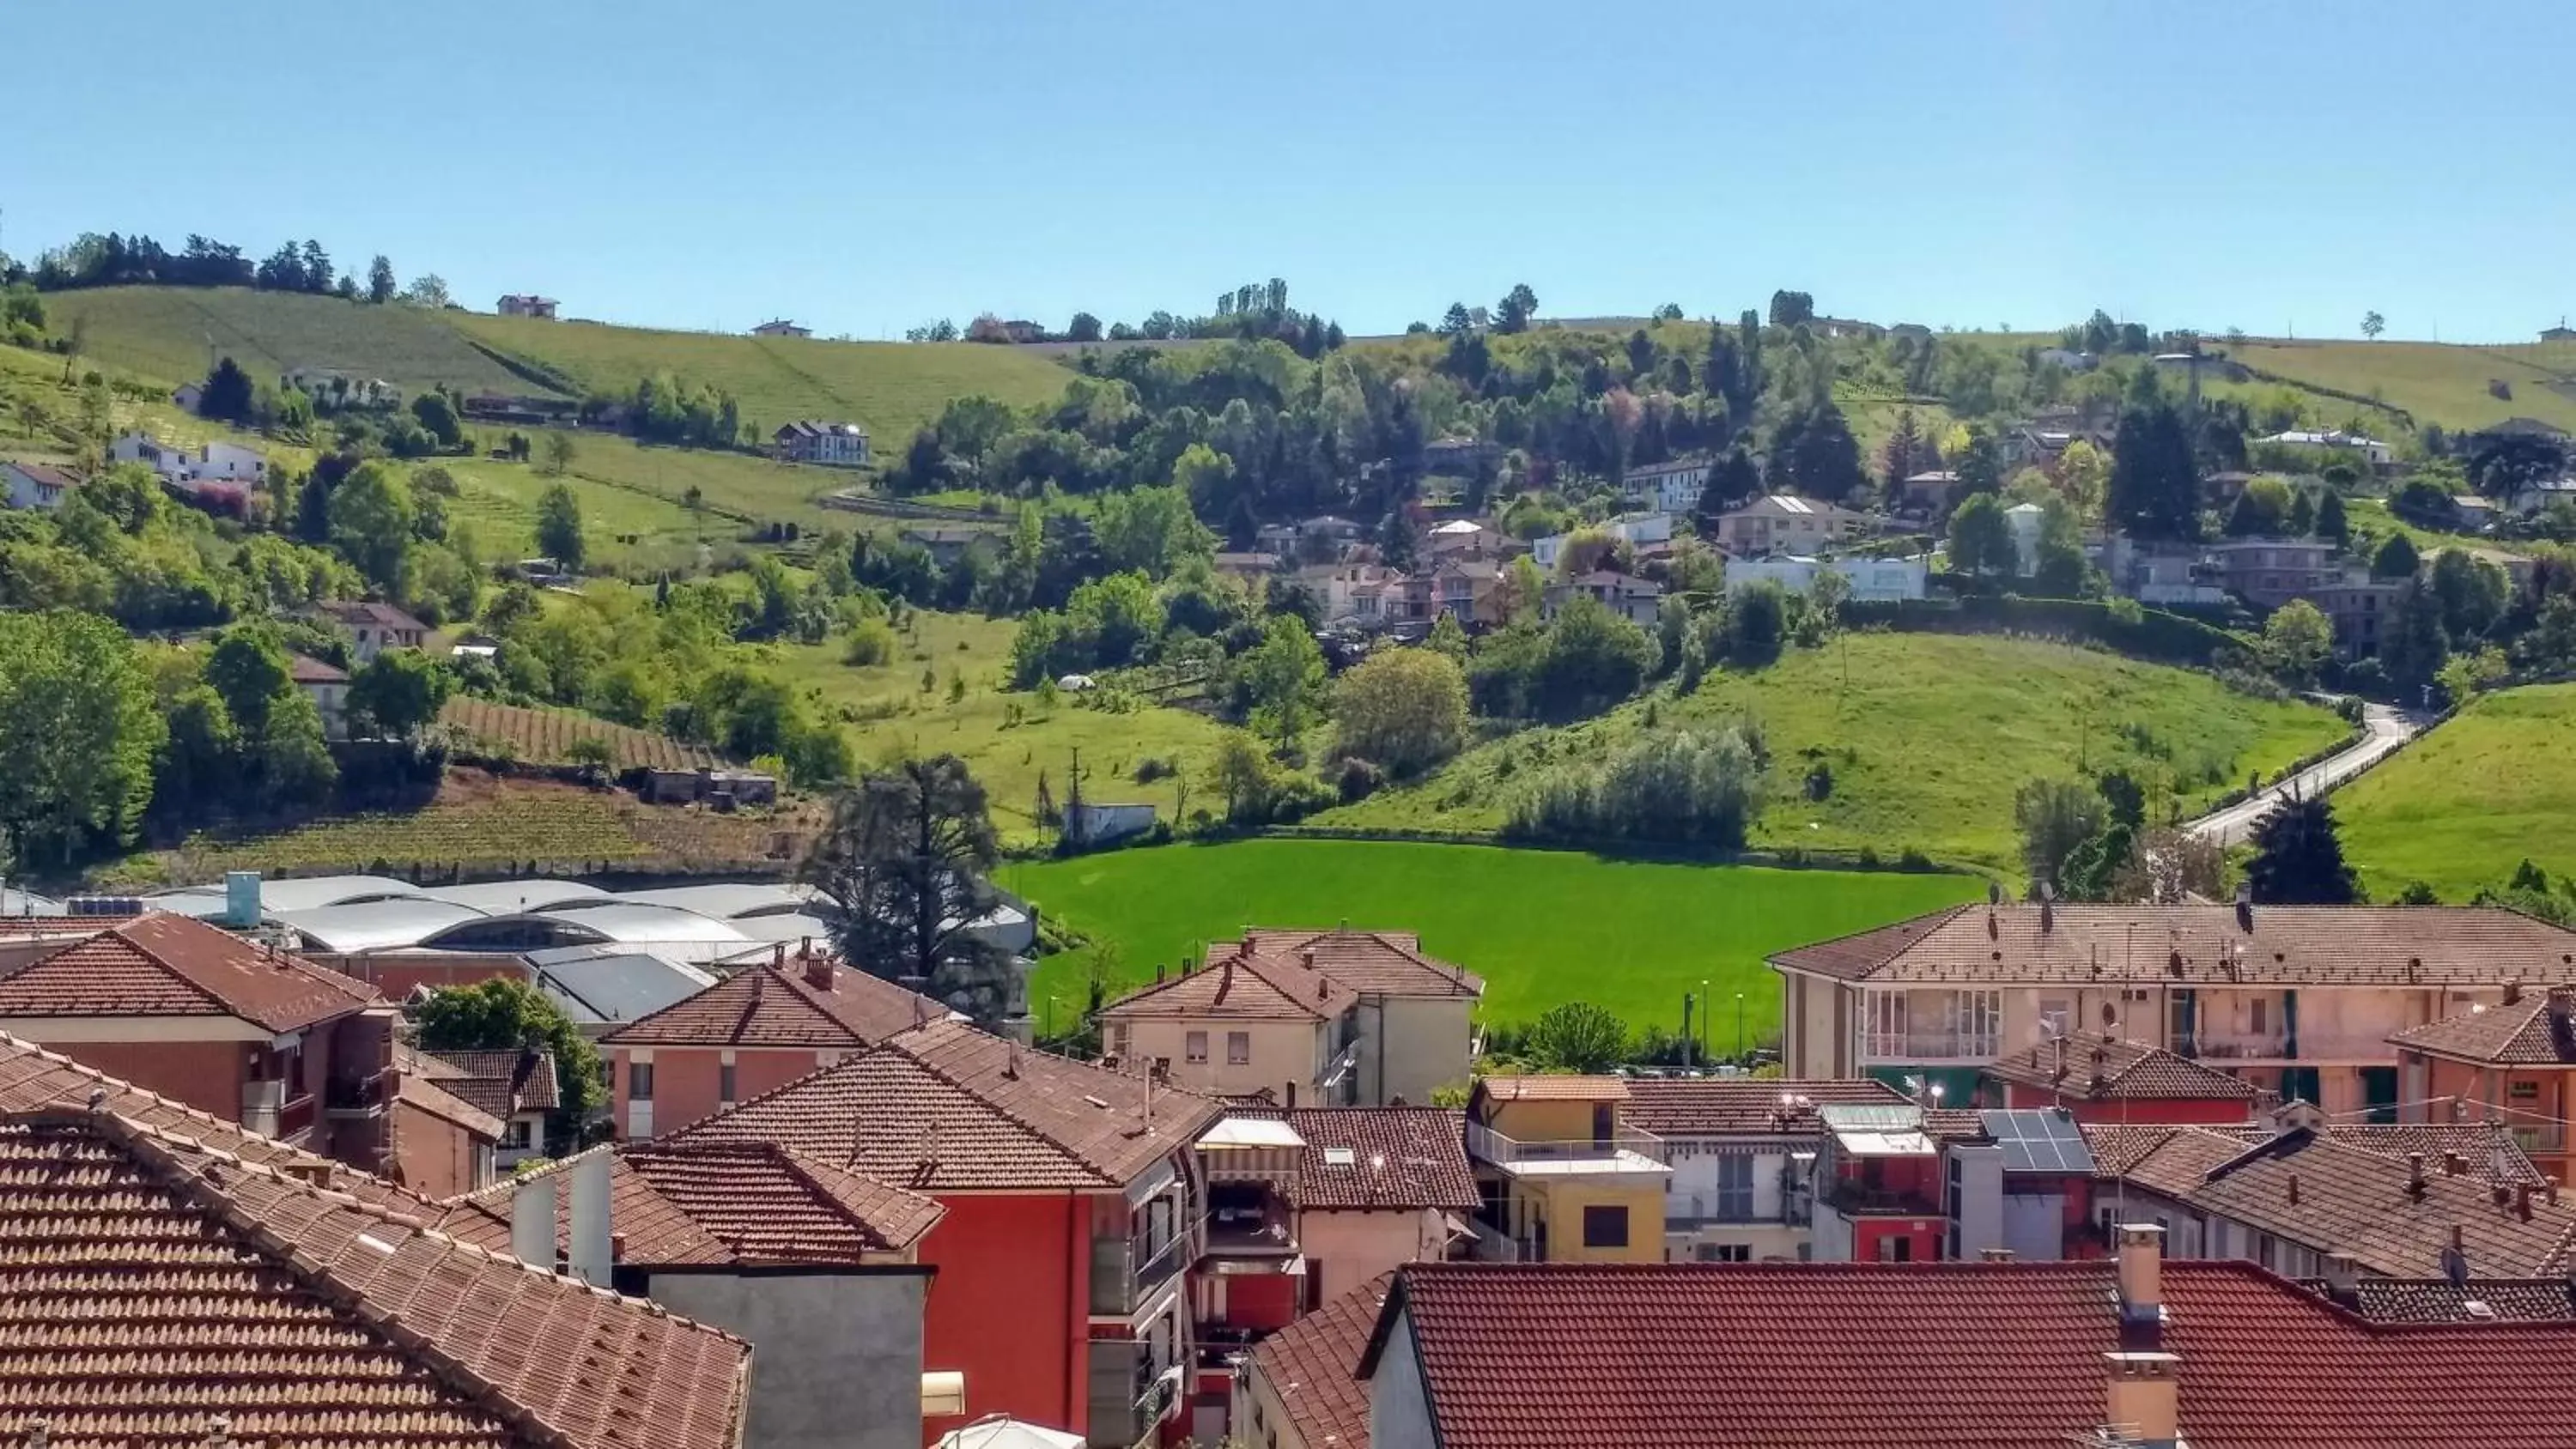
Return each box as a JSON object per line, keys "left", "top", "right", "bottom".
{"left": 2408, "top": 1153, "right": 2427, "bottom": 1197}
{"left": 2103, "top": 1351, "right": 2180, "bottom": 1446}
{"left": 1979, "top": 1246, "right": 2014, "bottom": 1262}
{"left": 2444, "top": 1151, "right": 2465, "bottom": 1177}
{"left": 2517, "top": 1184, "right": 2534, "bottom": 1221}
{"left": 2287, "top": 1173, "right": 2300, "bottom": 1205}
{"left": 772, "top": 942, "right": 787, "bottom": 968}
{"left": 804, "top": 947, "right": 833, "bottom": 991}
{"left": 2549, "top": 1175, "right": 2561, "bottom": 1207}
{"left": 2116, "top": 1223, "right": 2165, "bottom": 1323}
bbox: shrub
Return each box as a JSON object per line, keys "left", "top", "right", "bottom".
{"left": 1506, "top": 726, "right": 1765, "bottom": 846}
{"left": 842, "top": 617, "right": 896, "bottom": 666}
{"left": 1336, "top": 757, "right": 1385, "bottom": 803}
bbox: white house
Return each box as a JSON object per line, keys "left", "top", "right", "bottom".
{"left": 291, "top": 653, "right": 351, "bottom": 740}
{"left": 1727, "top": 553, "right": 1929, "bottom": 603}
{"left": 2257, "top": 429, "right": 2393, "bottom": 467}
{"left": 2033, "top": 348, "right": 2097, "bottom": 373}
{"left": 169, "top": 382, "right": 205, "bottom": 412}
{"left": 496, "top": 294, "right": 559, "bottom": 319}
{"left": 1, "top": 461, "right": 75, "bottom": 511}
{"left": 772, "top": 420, "right": 870, "bottom": 468}
{"left": 1545, "top": 570, "right": 1663, "bottom": 626}
{"left": 1622, "top": 458, "right": 1713, "bottom": 514}
{"left": 1532, "top": 512, "right": 1671, "bottom": 572}
{"left": 107, "top": 433, "right": 269, "bottom": 490}
{"left": 2005, "top": 501, "right": 2047, "bottom": 576}
{"left": 282, "top": 368, "right": 400, "bottom": 411}
{"left": 192, "top": 440, "right": 269, "bottom": 486}
{"left": 311, "top": 600, "right": 429, "bottom": 663}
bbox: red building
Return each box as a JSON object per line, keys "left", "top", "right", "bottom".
{"left": 1982, "top": 1032, "right": 2263, "bottom": 1125}
{"left": 1809, "top": 1101, "right": 1955, "bottom": 1262}
{"left": 0, "top": 912, "right": 498, "bottom": 1192}
{"left": 2390, "top": 984, "right": 2576, "bottom": 1187}
{"left": 670, "top": 1017, "right": 1224, "bottom": 1447}
{"left": 600, "top": 942, "right": 953, "bottom": 1138}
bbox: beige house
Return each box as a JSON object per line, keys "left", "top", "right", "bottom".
{"left": 1101, "top": 928, "right": 1483, "bottom": 1108}
{"left": 1714, "top": 494, "right": 1871, "bottom": 555}
{"left": 1769, "top": 900, "right": 2576, "bottom": 1119}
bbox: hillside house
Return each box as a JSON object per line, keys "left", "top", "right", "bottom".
{"left": 1622, "top": 456, "right": 1713, "bottom": 513}
{"left": 1545, "top": 569, "right": 1663, "bottom": 625}
{"left": 1714, "top": 494, "right": 1870, "bottom": 555}
{"left": 1, "top": 460, "right": 74, "bottom": 510}
{"left": 1895, "top": 469, "right": 1955, "bottom": 514}
{"left": 751, "top": 318, "right": 811, "bottom": 337}
{"left": 169, "top": 380, "right": 204, "bottom": 410}
{"left": 1531, "top": 512, "right": 1670, "bottom": 572}
{"left": 1421, "top": 435, "right": 1500, "bottom": 473}
{"left": 2035, "top": 346, "right": 2099, "bottom": 373}
{"left": 2543, "top": 324, "right": 2576, "bottom": 343}
{"left": 1768, "top": 900, "right": 2576, "bottom": 1119}
{"left": 1425, "top": 517, "right": 1508, "bottom": 561}
{"left": 1000, "top": 319, "right": 1048, "bottom": 343}
{"left": 283, "top": 367, "right": 401, "bottom": 411}
{"left": 2099, "top": 536, "right": 2229, "bottom": 607}
{"left": 2258, "top": 428, "right": 2394, "bottom": 468}
{"left": 497, "top": 293, "right": 560, "bottom": 318}
{"left": 900, "top": 524, "right": 997, "bottom": 566}
{"left": 1066, "top": 801, "right": 1158, "bottom": 847}
{"left": 108, "top": 431, "right": 270, "bottom": 489}
{"left": 290, "top": 652, "right": 350, "bottom": 738}
{"left": 1725, "top": 552, "right": 1929, "bottom": 603}
{"left": 311, "top": 598, "right": 428, "bottom": 662}
{"left": 775, "top": 418, "right": 872, "bottom": 467}
{"left": 2389, "top": 984, "right": 2576, "bottom": 1186}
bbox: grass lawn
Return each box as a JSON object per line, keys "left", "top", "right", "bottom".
{"left": 1317, "top": 634, "right": 2348, "bottom": 875}
{"left": 2225, "top": 340, "right": 2576, "bottom": 434}
{"left": 1002, "top": 838, "right": 1986, "bottom": 1034}
{"left": 2334, "top": 684, "right": 2576, "bottom": 900}
{"left": 45, "top": 287, "right": 540, "bottom": 399}
{"left": 2345, "top": 498, "right": 2539, "bottom": 563}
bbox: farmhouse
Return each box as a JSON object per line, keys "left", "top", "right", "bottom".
{"left": 775, "top": 418, "right": 872, "bottom": 467}
{"left": 497, "top": 293, "right": 560, "bottom": 318}
{"left": 289, "top": 652, "right": 350, "bottom": 738}
{"left": 1, "top": 459, "right": 75, "bottom": 510}
{"left": 750, "top": 318, "right": 811, "bottom": 337}
{"left": 310, "top": 598, "right": 428, "bottom": 661}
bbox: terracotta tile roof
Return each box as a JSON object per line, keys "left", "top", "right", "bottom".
{"left": 416, "top": 1047, "right": 563, "bottom": 1116}
{"left": 1622, "top": 1077, "right": 1909, "bottom": 1136}
{"left": 1922, "top": 1106, "right": 1990, "bottom": 1142}
{"left": 1473, "top": 1075, "right": 1629, "bottom": 1103}
{"left": 2390, "top": 989, "right": 2576, "bottom": 1064}
{"left": 440, "top": 1141, "right": 943, "bottom": 1265}
{"left": 599, "top": 959, "right": 949, "bottom": 1048}
{"left": 1099, "top": 950, "right": 1343, "bottom": 1022}
{"left": 673, "top": 1019, "right": 1220, "bottom": 1191}
{"left": 1364, "top": 1258, "right": 2576, "bottom": 1449}
{"left": 0, "top": 912, "right": 382, "bottom": 1033}
{"left": 1233, "top": 928, "right": 1484, "bottom": 997}
{"left": 2303, "top": 1276, "right": 2576, "bottom": 1323}
{"left": 397, "top": 1070, "right": 506, "bottom": 1140}
{"left": 0, "top": 1108, "right": 747, "bottom": 1449}
{"left": 2105, "top": 1125, "right": 2576, "bottom": 1277}
{"left": 1245, "top": 1272, "right": 1391, "bottom": 1449}
{"left": 288, "top": 651, "right": 349, "bottom": 684}
{"left": 1244, "top": 1107, "right": 1477, "bottom": 1211}
{"left": 2093, "top": 1120, "right": 2549, "bottom": 1191}
{"left": 318, "top": 597, "right": 429, "bottom": 633}
{"left": 1770, "top": 903, "right": 2576, "bottom": 986}
{"left": 1984, "top": 1033, "right": 2261, "bottom": 1102}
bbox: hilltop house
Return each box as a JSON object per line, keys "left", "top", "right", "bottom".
{"left": 1714, "top": 494, "right": 1871, "bottom": 555}
{"left": 498, "top": 293, "right": 560, "bottom": 318}
{"left": 309, "top": 598, "right": 429, "bottom": 662}
{"left": 1544, "top": 569, "right": 1663, "bottom": 626}
{"left": 2543, "top": 323, "right": 2576, "bottom": 343}
{"left": 108, "top": 431, "right": 270, "bottom": 490}
{"left": 1, "top": 459, "right": 74, "bottom": 510}
{"left": 775, "top": 418, "right": 872, "bottom": 467}
{"left": 751, "top": 318, "right": 812, "bottom": 337}
{"left": 1622, "top": 456, "right": 1714, "bottom": 513}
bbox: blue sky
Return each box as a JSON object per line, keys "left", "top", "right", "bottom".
{"left": 9, "top": 2, "right": 2570, "bottom": 342}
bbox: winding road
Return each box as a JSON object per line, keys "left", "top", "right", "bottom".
{"left": 2185, "top": 702, "right": 2431, "bottom": 846}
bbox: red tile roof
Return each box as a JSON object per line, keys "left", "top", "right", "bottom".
{"left": 397, "top": 1068, "right": 506, "bottom": 1140}
{"left": 2305, "top": 1276, "right": 2576, "bottom": 1323}
{"left": 1248, "top": 1107, "right": 1477, "bottom": 1211}
{"left": 1234, "top": 928, "right": 1485, "bottom": 997}
{"left": 318, "top": 598, "right": 429, "bottom": 633}
{"left": 1472, "top": 1075, "right": 1629, "bottom": 1103}
{"left": 440, "top": 1141, "right": 943, "bottom": 1265}
{"left": 1100, "top": 951, "right": 1342, "bottom": 1022}
{"left": 0, "top": 1107, "right": 747, "bottom": 1449}
{"left": 598, "top": 959, "right": 949, "bottom": 1048}
{"left": 1984, "top": 1033, "right": 2261, "bottom": 1102}
{"left": 0, "top": 913, "right": 382, "bottom": 1033}
{"left": 1621, "top": 1077, "right": 1910, "bottom": 1136}
{"left": 1770, "top": 903, "right": 2576, "bottom": 986}
{"left": 416, "top": 1046, "right": 563, "bottom": 1116}
{"left": 673, "top": 1019, "right": 1221, "bottom": 1191}
{"left": 1362, "top": 1258, "right": 2576, "bottom": 1449}
{"left": 288, "top": 651, "right": 349, "bottom": 684}
{"left": 1244, "top": 1272, "right": 1392, "bottom": 1449}
{"left": 2389, "top": 989, "right": 2576, "bottom": 1064}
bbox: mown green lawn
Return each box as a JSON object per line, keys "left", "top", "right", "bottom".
{"left": 2335, "top": 684, "right": 2576, "bottom": 900}
{"left": 1318, "top": 633, "right": 2348, "bottom": 875}
{"left": 1003, "top": 838, "right": 1984, "bottom": 1034}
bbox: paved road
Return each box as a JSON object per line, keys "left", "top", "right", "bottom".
{"left": 2185, "top": 702, "right": 2430, "bottom": 846}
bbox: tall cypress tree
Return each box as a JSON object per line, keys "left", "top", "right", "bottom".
{"left": 2108, "top": 398, "right": 2202, "bottom": 540}
{"left": 2245, "top": 792, "right": 2360, "bottom": 904}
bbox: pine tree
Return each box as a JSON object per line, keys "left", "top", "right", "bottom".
{"left": 2245, "top": 792, "right": 2360, "bottom": 904}
{"left": 2317, "top": 489, "right": 2349, "bottom": 549}
{"left": 1880, "top": 408, "right": 1923, "bottom": 495}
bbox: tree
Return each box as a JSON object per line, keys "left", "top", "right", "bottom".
{"left": 1439, "top": 302, "right": 1474, "bottom": 336}
{"left": 1953, "top": 426, "right": 2004, "bottom": 499}
{"left": 2032, "top": 498, "right": 2093, "bottom": 595}
{"left": 399, "top": 272, "right": 453, "bottom": 309}
{"left": 325, "top": 462, "right": 416, "bottom": 587}
{"left": 2107, "top": 398, "right": 2202, "bottom": 540}
{"left": 2259, "top": 599, "right": 2334, "bottom": 686}
{"left": 1066, "top": 312, "right": 1103, "bottom": 343}
{"left": 1524, "top": 1002, "right": 1627, "bottom": 1073}
{"left": 2014, "top": 777, "right": 2104, "bottom": 888}
{"left": 532, "top": 482, "right": 586, "bottom": 573}
{"left": 1333, "top": 647, "right": 1468, "bottom": 777}
{"left": 2428, "top": 549, "right": 2506, "bottom": 640}
{"left": 2245, "top": 792, "right": 2360, "bottom": 904}
{"left": 1495, "top": 283, "right": 1538, "bottom": 334}
{"left": 2371, "top": 532, "right": 2419, "bottom": 579}
{"left": 1880, "top": 408, "right": 1924, "bottom": 496}
{"left": 1240, "top": 615, "right": 1326, "bottom": 753}
{"left": 2057, "top": 439, "right": 2110, "bottom": 520}
{"left": 1767, "top": 290, "right": 1815, "bottom": 328}
{"left": 367, "top": 254, "right": 396, "bottom": 304}
{"left": 1947, "top": 494, "right": 2017, "bottom": 578}
{"left": 1767, "top": 402, "right": 1865, "bottom": 502}
{"left": 540, "top": 430, "right": 576, "bottom": 476}
{"left": 346, "top": 649, "right": 453, "bottom": 739}
{"left": 2317, "top": 488, "right": 2350, "bottom": 548}
{"left": 410, "top": 391, "right": 462, "bottom": 450}
{"left": 0, "top": 611, "right": 164, "bottom": 866}
{"left": 416, "top": 977, "right": 606, "bottom": 1129}
{"left": 1532, "top": 595, "right": 1659, "bottom": 719}
{"left": 1722, "top": 580, "right": 1788, "bottom": 666}
{"left": 204, "top": 625, "right": 294, "bottom": 735}
{"left": 198, "top": 357, "right": 255, "bottom": 423}
{"left": 2378, "top": 579, "right": 2449, "bottom": 696}
{"left": 2360, "top": 311, "right": 2385, "bottom": 342}
{"left": 801, "top": 755, "right": 1018, "bottom": 1025}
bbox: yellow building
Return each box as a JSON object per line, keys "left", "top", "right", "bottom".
{"left": 1462, "top": 1076, "right": 1669, "bottom": 1263}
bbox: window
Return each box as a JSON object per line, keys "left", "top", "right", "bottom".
{"left": 1185, "top": 1032, "right": 1209, "bottom": 1064}
{"left": 1714, "top": 1155, "right": 1755, "bottom": 1221}
{"left": 2510, "top": 1080, "right": 2541, "bottom": 1104}
{"left": 1877, "top": 1235, "right": 1912, "bottom": 1262}
{"left": 1226, "top": 1031, "right": 1251, "bottom": 1065}
{"left": 2249, "top": 997, "right": 2269, "bottom": 1035}
{"left": 1109, "top": 1024, "right": 1131, "bottom": 1058}
{"left": 506, "top": 1119, "right": 534, "bottom": 1149}
{"left": 1696, "top": 1243, "right": 1750, "bottom": 1262}
{"left": 627, "top": 1064, "right": 654, "bottom": 1101}
{"left": 719, "top": 1062, "right": 737, "bottom": 1102}
{"left": 1581, "top": 1205, "right": 1629, "bottom": 1249}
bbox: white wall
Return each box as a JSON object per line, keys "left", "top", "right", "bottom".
{"left": 1366, "top": 1307, "right": 1439, "bottom": 1449}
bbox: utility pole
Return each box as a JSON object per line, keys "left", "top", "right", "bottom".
{"left": 1735, "top": 991, "right": 1746, "bottom": 1060}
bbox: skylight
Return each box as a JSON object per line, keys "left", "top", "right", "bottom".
{"left": 1322, "top": 1147, "right": 1357, "bottom": 1167}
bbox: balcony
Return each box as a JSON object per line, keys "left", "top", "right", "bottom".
{"left": 2190, "top": 1031, "right": 2288, "bottom": 1061}
{"left": 1861, "top": 1032, "right": 1999, "bottom": 1063}
{"left": 1089, "top": 1228, "right": 1192, "bottom": 1317}
{"left": 1466, "top": 1120, "right": 1670, "bottom": 1179}
{"left": 240, "top": 1079, "right": 313, "bottom": 1141}
{"left": 324, "top": 1072, "right": 391, "bottom": 1117}
{"left": 1821, "top": 1179, "right": 1941, "bottom": 1218}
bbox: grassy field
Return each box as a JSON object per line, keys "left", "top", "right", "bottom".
{"left": 1002, "top": 838, "right": 1985, "bottom": 1033}
{"left": 2343, "top": 497, "right": 2539, "bottom": 564}
{"left": 2224, "top": 339, "right": 2576, "bottom": 434}
{"left": 450, "top": 312, "right": 1077, "bottom": 444}
{"left": 2334, "top": 684, "right": 2576, "bottom": 900}
{"left": 1317, "top": 634, "right": 2348, "bottom": 874}
{"left": 43, "top": 288, "right": 541, "bottom": 398}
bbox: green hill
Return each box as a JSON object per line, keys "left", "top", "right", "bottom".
{"left": 2221, "top": 338, "right": 2576, "bottom": 434}
{"left": 44, "top": 287, "right": 541, "bottom": 397}
{"left": 1316, "top": 633, "right": 2348, "bottom": 872}
{"left": 2335, "top": 684, "right": 2576, "bottom": 900}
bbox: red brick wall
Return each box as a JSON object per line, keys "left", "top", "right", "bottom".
{"left": 917, "top": 1193, "right": 1091, "bottom": 1444}
{"left": 38, "top": 1038, "right": 246, "bottom": 1120}
{"left": 393, "top": 1100, "right": 485, "bottom": 1197}
{"left": 326, "top": 954, "right": 526, "bottom": 1000}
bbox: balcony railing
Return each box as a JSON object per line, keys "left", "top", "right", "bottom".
{"left": 1822, "top": 1180, "right": 1941, "bottom": 1218}
{"left": 1089, "top": 1228, "right": 1192, "bottom": 1317}
{"left": 1862, "top": 1032, "right": 1999, "bottom": 1062}
{"left": 1466, "top": 1120, "right": 1669, "bottom": 1173}
{"left": 324, "top": 1073, "right": 391, "bottom": 1116}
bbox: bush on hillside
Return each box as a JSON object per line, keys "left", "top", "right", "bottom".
{"left": 1505, "top": 726, "right": 1765, "bottom": 847}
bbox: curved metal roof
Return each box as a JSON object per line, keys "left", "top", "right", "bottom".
{"left": 279, "top": 899, "right": 492, "bottom": 955}
{"left": 725, "top": 912, "right": 838, "bottom": 946}
{"left": 417, "top": 880, "right": 615, "bottom": 913}
{"left": 152, "top": 875, "right": 426, "bottom": 914}
{"left": 551, "top": 883, "right": 815, "bottom": 920}
{"left": 422, "top": 905, "right": 755, "bottom": 966}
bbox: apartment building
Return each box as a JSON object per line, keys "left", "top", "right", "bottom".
{"left": 1461, "top": 1076, "right": 1670, "bottom": 1264}
{"left": 2390, "top": 983, "right": 2576, "bottom": 1185}
{"left": 1619, "top": 1076, "right": 1911, "bottom": 1262}
{"left": 1770, "top": 900, "right": 2576, "bottom": 1119}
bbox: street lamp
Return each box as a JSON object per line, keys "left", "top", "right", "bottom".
{"left": 1700, "top": 979, "right": 1711, "bottom": 1066}
{"left": 1735, "top": 992, "right": 1746, "bottom": 1062}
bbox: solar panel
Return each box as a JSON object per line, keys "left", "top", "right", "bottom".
{"left": 1978, "top": 1109, "right": 2097, "bottom": 1174}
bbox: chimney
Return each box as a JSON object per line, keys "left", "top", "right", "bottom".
{"left": 2320, "top": 1252, "right": 2360, "bottom": 1302}
{"left": 772, "top": 942, "right": 787, "bottom": 969}
{"left": 1301, "top": 947, "right": 1318, "bottom": 971}
{"left": 803, "top": 939, "right": 833, "bottom": 991}
{"left": 2504, "top": 978, "right": 2524, "bottom": 1006}
{"left": 611, "top": 1229, "right": 628, "bottom": 1263}
{"left": 2116, "top": 1223, "right": 2164, "bottom": 1331}
{"left": 567, "top": 1150, "right": 611, "bottom": 1286}
{"left": 2407, "top": 1154, "right": 2427, "bottom": 1199}
{"left": 509, "top": 1172, "right": 557, "bottom": 1269}
{"left": 2287, "top": 1173, "right": 2300, "bottom": 1206}
{"left": 2234, "top": 882, "right": 2253, "bottom": 931}
{"left": 2517, "top": 1184, "right": 2534, "bottom": 1222}
{"left": 1979, "top": 1246, "right": 2015, "bottom": 1262}
{"left": 2443, "top": 1150, "right": 2465, "bottom": 1177}
{"left": 2104, "top": 1351, "right": 2182, "bottom": 1449}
